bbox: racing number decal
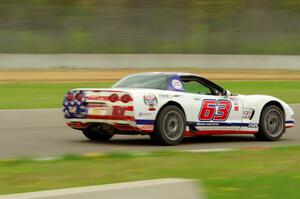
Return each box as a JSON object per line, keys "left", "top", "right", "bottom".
{"left": 199, "top": 99, "right": 232, "bottom": 121}
{"left": 199, "top": 100, "right": 215, "bottom": 120}
{"left": 214, "top": 100, "right": 232, "bottom": 120}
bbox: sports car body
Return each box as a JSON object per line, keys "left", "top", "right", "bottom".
{"left": 63, "top": 72, "right": 295, "bottom": 145}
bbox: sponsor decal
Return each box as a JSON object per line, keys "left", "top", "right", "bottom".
{"left": 230, "top": 98, "right": 239, "bottom": 111}
{"left": 138, "top": 125, "right": 154, "bottom": 131}
{"left": 234, "top": 106, "right": 239, "bottom": 111}
{"left": 243, "top": 111, "right": 253, "bottom": 118}
{"left": 159, "top": 94, "right": 170, "bottom": 99}
{"left": 87, "top": 95, "right": 108, "bottom": 101}
{"left": 171, "top": 79, "right": 183, "bottom": 90}
{"left": 159, "top": 94, "right": 181, "bottom": 99}
{"left": 87, "top": 103, "right": 105, "bottom": 108}
{"left": 193, "top": 121, "right": 259, "bottom": 127}
{"left": 144, "top": 94, "right": 158, "bottom": 107}
{"left": 196, "top": 122, "right": 220, "bottom": 126}
{"left": 138, "top": 112, "right": 153, "bottom": 117}
{"left": 248, "top": 123, "right": 258, "bottom": 128}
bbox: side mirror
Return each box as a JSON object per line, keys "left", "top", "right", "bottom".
{"left": 223, "top": 89, "right": 231, "bottom": 96}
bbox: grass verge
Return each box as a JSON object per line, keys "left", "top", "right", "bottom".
{"left": 0, "top": 146, "right": 300, "bottom": 199}
{"left": 0, "top": 80, "right": 299, "bottom": 109}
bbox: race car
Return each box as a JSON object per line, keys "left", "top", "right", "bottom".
{"left": 63, "top": 72, "right": 295, "bottom": 145}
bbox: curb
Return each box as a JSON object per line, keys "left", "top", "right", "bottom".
{"left": 0, "top": 178, "right": 202, "bottom": 199}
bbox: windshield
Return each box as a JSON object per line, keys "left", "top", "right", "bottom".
{"left": 113, "top": 74, "right": 169, "bottom": 90}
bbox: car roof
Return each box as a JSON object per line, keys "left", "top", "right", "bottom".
{"left": 127, "top": 72, "right": 224, "bottom": 93}
{"left": 130, "top": 72, "right": 198, "bottom": 77}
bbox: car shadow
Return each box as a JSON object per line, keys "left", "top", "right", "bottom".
{"left": 73, "top": 134, "right": 260, "bottom": 147}
{"left": 183, "top": 135, "right": 257, "bottom": 144}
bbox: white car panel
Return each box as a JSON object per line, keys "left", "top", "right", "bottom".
{"left": 63, "top": 72, "right": 295, "bottom": 137}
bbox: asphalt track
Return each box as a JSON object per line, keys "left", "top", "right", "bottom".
{"left": 0, "top": 105, "right": 299, "bottom": 158}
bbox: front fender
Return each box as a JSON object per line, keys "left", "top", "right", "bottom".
{"left": 239, "top": 95, "right": 294, "bottom": 125}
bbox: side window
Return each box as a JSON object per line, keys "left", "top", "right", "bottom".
{"left": 183, "top": 80, "right": 212, "bottom": 95}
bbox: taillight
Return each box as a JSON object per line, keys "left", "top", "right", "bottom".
{"left": 109, "top": 94, "right": 119, "bottom": 102}
{"left": 66, "top": 93, "right": 74, "bottom": 101}
{"left": 75, "top": 93, "right": 83, "bottom": 101}
{"left": 121, "top": 94, "right": 132, "bottom": 103}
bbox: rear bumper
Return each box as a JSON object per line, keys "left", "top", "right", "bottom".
{"left": 66, "top": 117, "right": 135, "bottom": 128}
{"left": 65, "top": 118, "right": 154, "bottom": 134}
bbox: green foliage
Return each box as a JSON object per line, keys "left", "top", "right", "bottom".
{"left": 0, "top": 0, "right": 299, "bottom": 54}
{"left": 1, "top": 146, "right": 300, "bottom": 199}
{"left": 0, "top": 82, "right": 112, "bottom": 109}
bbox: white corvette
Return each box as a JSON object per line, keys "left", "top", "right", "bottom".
{"left": 63, "top": 72, "right": 295, "bottom": 145}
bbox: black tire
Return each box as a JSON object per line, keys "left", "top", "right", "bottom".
{"left": 151, "top": 105, "right": 186, "bottom": 145}
{"left": 82, "top": 126, "right": 114, "bottom": 141}
{"left": 254, "top": 105, "right": 285, "bottom": 141}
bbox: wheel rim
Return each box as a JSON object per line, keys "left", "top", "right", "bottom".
{"left": 264, "top": 109, "right": 283, "bottom": 137}
{"left": 162, "top": 111, "right": 184, "bottom": 141}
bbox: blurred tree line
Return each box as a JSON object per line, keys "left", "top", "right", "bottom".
{"left": 0, "top": 0, "right": 299, "bottom": 54}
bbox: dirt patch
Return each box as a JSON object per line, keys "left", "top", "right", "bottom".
{"left": 0, "top": 68, "right": 300, "bottom": 82}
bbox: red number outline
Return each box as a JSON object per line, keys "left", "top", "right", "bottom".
{"left": 214, "top": 100, "right": 232, "bottom": 121}
{"left": 198, "top": 99, "right": 217, "bottom": 121}
{"left": 198, "top": 99, "right": 232, "bottom": 121}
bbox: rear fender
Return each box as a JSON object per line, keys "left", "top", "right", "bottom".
{"left": 131, "top": 90, "right": 185, "bottom": 132}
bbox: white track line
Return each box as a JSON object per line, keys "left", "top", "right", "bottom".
{"left": 182, "top": 148, "right": 235, "bottom": 153}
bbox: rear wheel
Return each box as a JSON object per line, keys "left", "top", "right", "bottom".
{"left": 151, "top": 105, "right": 186, "bottom": 145}
{"left": 82, "top": 125, "right": 114, "bottom": 141}
{"left": 254, "top": 105, "right": 285, "bottom": 141}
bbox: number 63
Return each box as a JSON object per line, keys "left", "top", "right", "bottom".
{"left": 199, "top": 99, "right": 232, "bottom": 121}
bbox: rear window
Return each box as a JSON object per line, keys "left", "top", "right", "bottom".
{"left": 113, "top": 74, "right": 169, "bottom": 90}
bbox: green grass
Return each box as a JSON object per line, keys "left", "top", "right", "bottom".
{"left": 1, "top": 146, "right": 300, "bottom": 199}
{"left": 0, "top": 80, "right": 299, "bottom": 109}
{"left": 220, "top": 80, "right": 300, "bottom": 104}
{"left": 0, "top": 82, "right": 112, "bottom": 109}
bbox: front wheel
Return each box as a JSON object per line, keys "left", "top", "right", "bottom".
{"left": 82, "top": 126, "right": 114, "bottom": 141}
{"left": 151, "top": 105, "right": 186, "bottom": 145}
{"left": 255, "top": 105, "right": 285, "bottom": 141}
